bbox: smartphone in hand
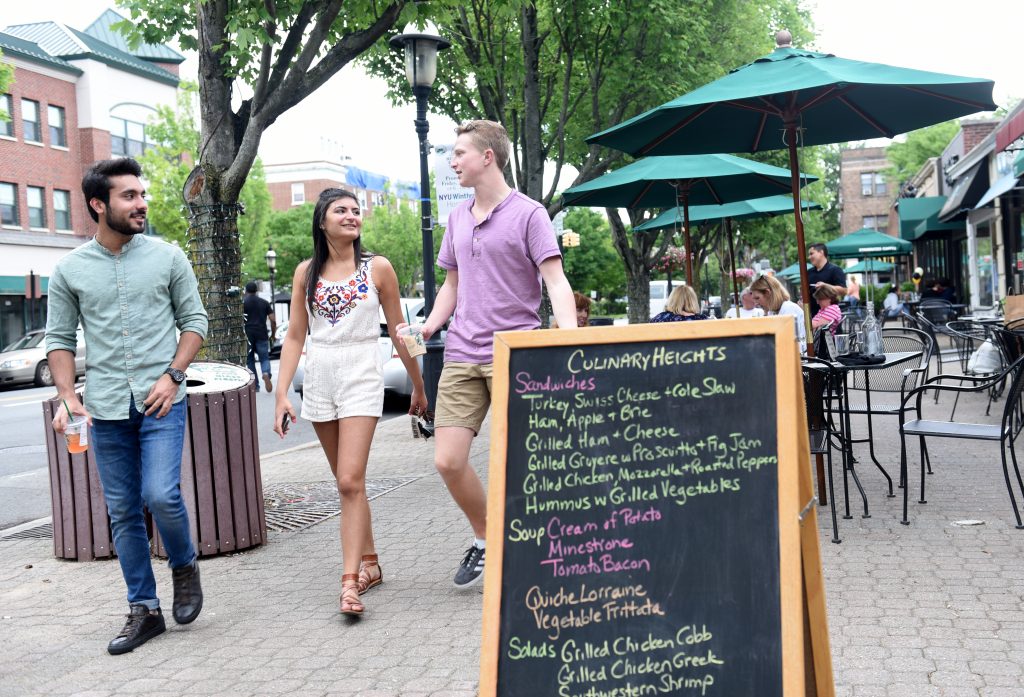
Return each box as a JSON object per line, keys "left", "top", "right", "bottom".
{"left": 280, "top": 413, "right": 290, "bottom": 434}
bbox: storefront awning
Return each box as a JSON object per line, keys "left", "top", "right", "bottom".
{"left": 897, "top": 196, "right": 964, "bottom": 241}
{"left": 975, "top": 173, "right": 1022, "bottom": 209}
{"left": 1016, "top": 150, "right": 1024, "bottom": 178}
{"left": 939, "top": 162, "right": 989, "bottom": 222}
{"left": 995, "top": 107, "right": 1024, "bottom": 152}
{"left": 0, "top": 275, "right": 49, "bottom": 294}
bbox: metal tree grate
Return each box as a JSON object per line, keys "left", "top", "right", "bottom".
{"left": 0, "top": 478, "right": 423, "bottom": 542}
{"left": 0, "top": 522, "right": 53, "bottom": 540}
{"left": 263, "top": 477, "right": 421, "bottom": 533}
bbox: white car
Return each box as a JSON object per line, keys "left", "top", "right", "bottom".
{"left": 292, "top": 298, "right": 438, "bottom": 399}
{"left": 0, "top": 328, "right": 86, "bottom": 387}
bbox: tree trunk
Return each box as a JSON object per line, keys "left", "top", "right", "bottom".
{"left": 520, "top": 2, "right": 544, "bottom": 202}
{"left": 607, "top": 209, "right": 655, "bottom": 324}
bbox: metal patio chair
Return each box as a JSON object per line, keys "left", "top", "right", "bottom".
{"left": 898, "top": 355, "right": 1024, "bottom": 529}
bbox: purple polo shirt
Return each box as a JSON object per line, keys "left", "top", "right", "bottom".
{"left": 437, "top": 190, "right": 561, "bottom": 364}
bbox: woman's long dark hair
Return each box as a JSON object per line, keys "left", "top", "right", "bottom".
{"left": 305, "top": 188, "right": 373, "bottom": 313}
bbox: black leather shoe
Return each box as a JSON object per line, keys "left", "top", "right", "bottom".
{"left": 172, "top": 561, "right": 203, "bottom": 624}
{"left": 107, "top": 605, "right": 165, "bottom": 655}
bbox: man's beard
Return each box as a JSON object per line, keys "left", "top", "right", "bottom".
{"left": 106, "top": 208, "right": 146, "bottom": 236}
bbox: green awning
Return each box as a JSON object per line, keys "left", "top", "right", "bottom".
{"left": 897, "top": 196, "right": 963, "bottom": 241}
{"left": 1015, "top": 150, "right": 1024, "bottom": 178}
{"left": 0, "top": 275, "right": 49, "bottom": 294}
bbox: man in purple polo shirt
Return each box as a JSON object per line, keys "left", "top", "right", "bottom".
{"left": 418, "top": 120, "right": 577, "bottom": 589}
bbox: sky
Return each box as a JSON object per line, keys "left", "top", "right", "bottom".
{"left": 3, "top": 1, "right": 1021, "bottom": 183}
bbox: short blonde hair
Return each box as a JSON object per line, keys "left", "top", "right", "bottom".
{"left": 749, "top": 274, "right": 790, "bottom": 313}
{"left": 665, "top": 285, "right": 699, "bottom": 315}
{"left": 456, "top": 120, "right": 511, "bottom": 170}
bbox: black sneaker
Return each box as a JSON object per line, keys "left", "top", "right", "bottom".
{"left": 172, "top": 561, "right": 203, "bottom": 625}
{"left": 107, "top": 604, "right": 166, "bottom": 655}
{"left": 453, "top": 545, "right": 485, "bottom": 589}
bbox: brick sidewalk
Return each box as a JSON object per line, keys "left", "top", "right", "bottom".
{"left": 1, "top": 386, "right": 1023, "bottom": 696}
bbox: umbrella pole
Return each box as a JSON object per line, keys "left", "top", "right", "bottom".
{"left": 726, "top": 217, "right": 740, "bottom": 311}
{"left": 786, "top": 123, "right": 814, "bottom": 356}
{"left": 683, "top": 193, "right": 694, "bottom": 285}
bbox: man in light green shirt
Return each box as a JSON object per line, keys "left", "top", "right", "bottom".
{"left": 46, "top": 158, "right": 207, "bottom": 655}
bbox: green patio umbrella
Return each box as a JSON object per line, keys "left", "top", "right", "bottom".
{"left": 826, "top": 227, "right": 912, "bottom": 259}
{"left": 844, "top": 260, "right": 894, "bottom": 274}
{"left": 777, "top": 262, "right": 812, "bottom": 282}
{"left": 634, "top": 194, "right": 821, "bottom": 232}
{"left": 587, "top": 31, "right": 996, "bottom": 350}
{"left": 635, "top": 194, "right": 821, "bottom": 309}
{"left": 562, "top": 154, "right": 815, "bottom": 284}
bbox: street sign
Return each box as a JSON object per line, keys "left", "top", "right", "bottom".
{"left": 433, "top": 144, "right": 473, "bottom": 227}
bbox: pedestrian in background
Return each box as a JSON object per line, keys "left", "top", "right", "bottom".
{"left": 46, "top": 157, "right": 208, "bottom": 654}
{"left": 274, "top": 187, "right": 427, "bottom": 616}
{"left": 651, "top": 285, "right": 711, "bottom": 322}
{"left": 243, "top": 280, "right": 276, "bottom": 392}
{"left": 723, "top": 287, "right": 765, "bottom": 319}
{"left": 574, "top": 291, "right": 593, "bottom": 327}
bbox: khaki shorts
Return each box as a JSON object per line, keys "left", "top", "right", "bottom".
{"left": 435, "top": 362, "right": 493, "bottom": 434}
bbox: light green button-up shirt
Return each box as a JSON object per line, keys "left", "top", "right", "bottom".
{"left": 45, "top": 235, "right": 208, "bottom": 420}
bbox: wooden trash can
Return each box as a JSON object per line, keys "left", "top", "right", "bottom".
{"left": 152, "top": 362, "right": 267, "bottom": 558}
{"left": 43, "top": 362, "right": 267, "bottom": 560}
{"left": 42, "top": 397, "right": 114, "bottom": 561}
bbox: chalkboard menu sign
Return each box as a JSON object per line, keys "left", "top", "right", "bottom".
{"left": 481, "top": 319, "right": 816, "bottom": 697}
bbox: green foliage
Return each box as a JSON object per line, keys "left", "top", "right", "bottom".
{"left": 139, "top": 82, "right": 271, "bottom": 272}
{"left": 900, "top": 281, "right": 916, "bottom": 293}
{"left": 362, "top": 200, "right": 443, "bottom": 296}
{"left": 0, "top": 51, "right": 12, "bottom": 124}
{"left": 560, "top": 209, "right": 626, "bottom": 301}
{"left": 719, "top": 143, "right": 841, "bottom": 274}
{"left": 261, "top": 204, "right": 315, "bottom": 292}
{"left": 886, "top": 120, "right": 960, "bottom": 186}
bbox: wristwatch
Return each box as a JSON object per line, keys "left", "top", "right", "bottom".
{"left": 164, "top": 367, "right": 187, "bottom": 384}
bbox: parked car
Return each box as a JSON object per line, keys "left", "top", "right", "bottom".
{"left": 291, "top": 299, "right": 439, "bottom": 399}
{"left": 269, "top": 321, "right": 287, "bottom": 359}
{"left": 0, "top": 328, "right": 86, "bottom": 387}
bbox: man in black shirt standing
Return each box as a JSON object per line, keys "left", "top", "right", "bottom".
{"left": 243, "top": 281, "right": 276, "bottom": 392}
{"left": 806, "top": 243, "right": 846, "bottom": 316}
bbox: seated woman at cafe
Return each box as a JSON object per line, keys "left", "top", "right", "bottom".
{"left": 749, "top": 274, "right": 806, "bottom": 350}
{"left": 883, "top": 285, "right": 905, "bottom": 318}
{"left": 651, "top": 285, "right": 711, "bottom": 322}
{"left": 811, "top": 285, "right": 843, "bottom": 335}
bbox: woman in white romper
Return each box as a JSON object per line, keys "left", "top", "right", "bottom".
{"left": 274, "top": 188, "right": 427, "bottom": 616}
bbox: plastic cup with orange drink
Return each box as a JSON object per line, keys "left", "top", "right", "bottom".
{"left": 65, "top": 415, "right": 89, "bottom": 454}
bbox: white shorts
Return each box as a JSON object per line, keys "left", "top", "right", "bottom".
{"left": 300, "top": 340, "right": 384, "bottom": 421}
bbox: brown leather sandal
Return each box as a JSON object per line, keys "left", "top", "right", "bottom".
{"left": 357, "top": 554, "right": 383, "bottom": 595}
{"left": 340, "top": 574, "right": 364, "bottom": 616}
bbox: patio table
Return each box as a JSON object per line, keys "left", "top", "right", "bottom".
{"left": 821, "top": 350, "right": 924, "bottom": 521}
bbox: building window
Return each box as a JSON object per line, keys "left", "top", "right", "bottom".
{"left": 0, "top": 183, "right": 18, "bottom": 226}
{"left": 54, "top": 189, "right": 71, "bottom": 230}
{"left": 27, "top": 186, "right": 46, "bottom": 228}
{"left": 860, "top": 171, "right": 886, "bottom": 197}
{"left": 48, "top": 105, "right": 66, "bottom": 147}
{"left": 290, "top": 182, "right": 305, "bottom": 205}
{"left": 862, "top": 215, "right": 888, "bottom": 230}
{"left": 0, "top": 94, "right": 12, "bottom": 137}
{"left": 22, "top": 99, "right": 41, "bottom": 142}
{"left": 371, "top": 191, "right": 385, "bottom": 207}
{"left": 110, "top": 117, "right": 148, "bottom": 156}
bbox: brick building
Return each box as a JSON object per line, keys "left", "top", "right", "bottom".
{"left": 0, "top": 10, "right": 181, "bottom": 347}
{"left": 264, "top": 160, "right": 417, "bottom": 216}
{"left": 838, "top": 146, "right": 895, "bottom": 236}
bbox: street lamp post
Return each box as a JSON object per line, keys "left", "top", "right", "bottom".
{"left": 265, "top": 245, "right": 277, "bottom": 316}
{"left": 390, "top": 21, "right": 450, "bottom": 409}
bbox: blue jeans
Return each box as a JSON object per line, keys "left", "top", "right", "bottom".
{"left": 92, "top": 399, "right": 195, "bottom": 609}
{"left": 247, "top": 337, "right": 271, "bottom": 389}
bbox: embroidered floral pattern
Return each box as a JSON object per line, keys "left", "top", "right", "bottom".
{"left": 312, "top": 263, "right": 370, "bottom": 326}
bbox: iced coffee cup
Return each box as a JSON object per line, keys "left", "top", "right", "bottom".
{"left": 65, "top": 415, "right": 89, "bottom": 454}
{"left": 398, "top": 324, "right": 427, "bottom": 358}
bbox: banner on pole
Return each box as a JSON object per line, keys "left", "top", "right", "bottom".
{"left": 433, "top": 144, "right": 473, "bottom": 227}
